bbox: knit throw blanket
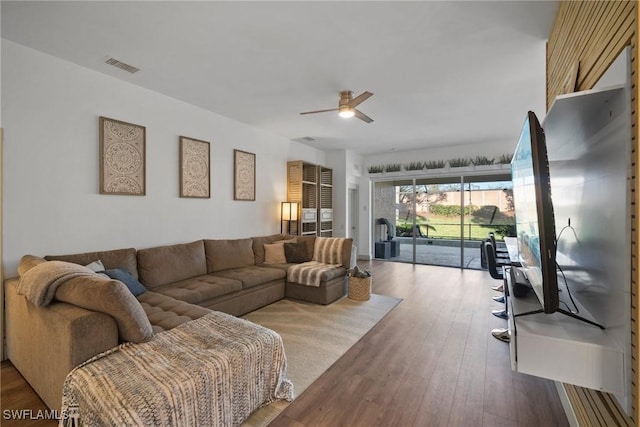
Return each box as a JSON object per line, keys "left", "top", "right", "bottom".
{"left": 286, "top": 237, "right": 345, "bottom": 287}
{"left": 312, "top": 237, "right": 344, "bottom": 265}
{"left": 287, "top": 261, "right": 342, "bottom": 287}
{"left": 60, "top": 311, "right": 294, "bottom": 427}
{"left": 16, "top": 261, "right": 97, "bottom": 307}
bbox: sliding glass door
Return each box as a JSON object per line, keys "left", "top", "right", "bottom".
{"left": 412, "top": 177, "right": 463, "bottom": 267}
{"left": 372, "top": 179, "right": 411, "bottom": 261}
{"left": 462, "top": 176, "right": 515, "bottom": 268}
{"left": 372, "top": 172, "right": 513, "bottom": 269}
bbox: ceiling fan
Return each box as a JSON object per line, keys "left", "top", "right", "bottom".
{"left": 300, "top": 90, "right": 374, "bottom": 123}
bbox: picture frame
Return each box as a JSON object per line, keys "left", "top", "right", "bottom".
{"left": 179, "top": 136, "right": 210, "bottom": 198}
{"left": 99, "top": 116, "right": 146, "bottom": 195}
{"left": 233, "top": 149, "right": 256, "bottom": 201}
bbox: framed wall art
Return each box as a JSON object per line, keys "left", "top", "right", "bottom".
{"left": 233, "top": 149, "right": 256, "bottom": 201}
{"left": 99, "top": 116, "right": 146, "bottom": 195}
{"left": 180, "top": 136, "right": 210, "bottom": 198}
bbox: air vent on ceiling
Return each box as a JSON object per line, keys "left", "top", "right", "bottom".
{"left": 105, "top": 57, "right": 140, "bottom": 74}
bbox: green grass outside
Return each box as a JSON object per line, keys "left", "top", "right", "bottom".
{"left": 397, "top": 214, "right": 514, "bottom": 241}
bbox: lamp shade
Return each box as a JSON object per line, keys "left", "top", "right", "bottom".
{"left": 281, "top": 202, "right": 298, "bottom": 221}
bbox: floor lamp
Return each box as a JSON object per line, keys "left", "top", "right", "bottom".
{"left": 281, "top": 202, "right": 298, "bottom": 234}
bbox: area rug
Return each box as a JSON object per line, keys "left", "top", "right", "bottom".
{"left": 240, "top": 294, "right": 401, "bottom": 427}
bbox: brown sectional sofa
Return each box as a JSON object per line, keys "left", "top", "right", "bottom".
{"left": 4, "top": 233, "right": 353, "bottom": 410}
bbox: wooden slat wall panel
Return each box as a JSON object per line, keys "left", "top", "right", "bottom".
{"left": 564, "top": 384, "right": 633, "bottom": 427}
{"left": 547, "top": 1, "right": 637, "bottom": 424}
{"left": 580, "top": 3, "right": 634, "bottom": 89}
{"left": 548, "top": 1, "right": 634, "bottom": 107}
{"left": 578, "top": 1, "right": 625, "bottom": 86}
{"left": 548, "top": 1, "right": 599, "bottom": 87}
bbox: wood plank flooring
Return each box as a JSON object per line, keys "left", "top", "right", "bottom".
{"left": 1, "top": 260, "right": 568, "bottom": 426}
{"left": 271, "top": 260, "right": 568, "bottom": 427}
{"left": 1, "top": 361, "right": 56, "bottom": 426}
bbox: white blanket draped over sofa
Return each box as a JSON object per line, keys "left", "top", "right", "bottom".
{"left": 286, "top": 237, "right": 345, "bottom": 287}
{"left": 60, "top": 311, "right": 294, "bottom": 427}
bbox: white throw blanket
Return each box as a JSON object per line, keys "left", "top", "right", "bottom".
{"left": 60, "top": 311, "right": 294, "bottom": 427}
{"left": 312, "top": 237, "right": 344, "bottom": 265}
{"left": 287, "top": 261, "right": 342, "bottom": 287}
{"left": 17, "top": 261, "right": 97, "bottom": 307}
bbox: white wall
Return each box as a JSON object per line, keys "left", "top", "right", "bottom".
{"left": 1, "top": 40, "right": 326, "bottom": 277}
{"left": 325, "top": 149, "right": 363, "bottom": 241}
{"left": 1, "top": 3, "right": 5, "bottom": 360}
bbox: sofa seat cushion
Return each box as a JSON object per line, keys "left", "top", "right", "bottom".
{"left": 259, "top": 263, "right": 295, "bottom": 272}
{"left": 211, "top": 266, "right": 286, "bottom": 289}
{"left": 287, "top": 262, "right": 347, "bottom": 287}
{"left": 137, "top": 291, "right": 211, "bottom": 333}
{"left": 137, "top": 240, "right": 206, "bottom": 288}
{"left": 150, "top": 275, "right": 243, "bottom": 304}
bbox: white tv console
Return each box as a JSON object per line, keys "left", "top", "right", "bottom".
{"left": 505, "top": 264, "right": 625, "bottom": 395}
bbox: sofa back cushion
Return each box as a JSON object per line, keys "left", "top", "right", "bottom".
{"left": 340, "top": 238, "right": 354, "bottom": 268}
{"left": 284, "top": 242, "right": 312, "bottom": 263}
{"left": 285, "top": 235, "right": 316, "bottom": 261}
{"left": 204, "top": 238, "right": 255, "bottom": 272}
{"left": 251, "top": 234, "right": 285, "bottom": 264}
{"left": 137, "top": 240, "right": 206, "bottom": 288}
{"left": 45, "top": 248, "right": 139, "bottom": 279}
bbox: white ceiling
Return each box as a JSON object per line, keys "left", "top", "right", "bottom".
{"left": 1, "top": 1, "right": 558, "bottom": 155}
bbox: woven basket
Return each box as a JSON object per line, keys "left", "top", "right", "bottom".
{"left": 348, "top": 276, "right": 371, "bottom": 301}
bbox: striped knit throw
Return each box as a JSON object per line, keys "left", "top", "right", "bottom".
{"left": 287, "top": 261, "right": 342, "bottom": 287}
{"left": 312, "top": 237, "right": 344, "bottom": 266}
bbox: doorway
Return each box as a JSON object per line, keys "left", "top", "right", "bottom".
{"left": 348, "top": 186, "right": 359, "bottom": 251}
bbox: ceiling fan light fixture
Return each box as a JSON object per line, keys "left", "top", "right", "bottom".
{"left": 300, "top": 90, "right": 373, "bottom": 123}
{"left": 339, "top": 107, "right": 355, "bottom": 118}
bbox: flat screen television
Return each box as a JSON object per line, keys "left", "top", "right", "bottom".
{"left": 511, "top": 111, "right": 559, "bottom": 314}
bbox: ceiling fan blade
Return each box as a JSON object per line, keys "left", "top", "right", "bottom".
{"left": 354, "top": 109, "right": 374, "bottom": 123}
{"left": 349, "top": 91, "right": 373, "bottom": 108}
{"left": 300, "top": 108, "right": 339, "bottom": 115}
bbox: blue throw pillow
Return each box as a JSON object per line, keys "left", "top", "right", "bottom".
{"left": 101, "top": 268, "right": 147, "bottom": 297}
